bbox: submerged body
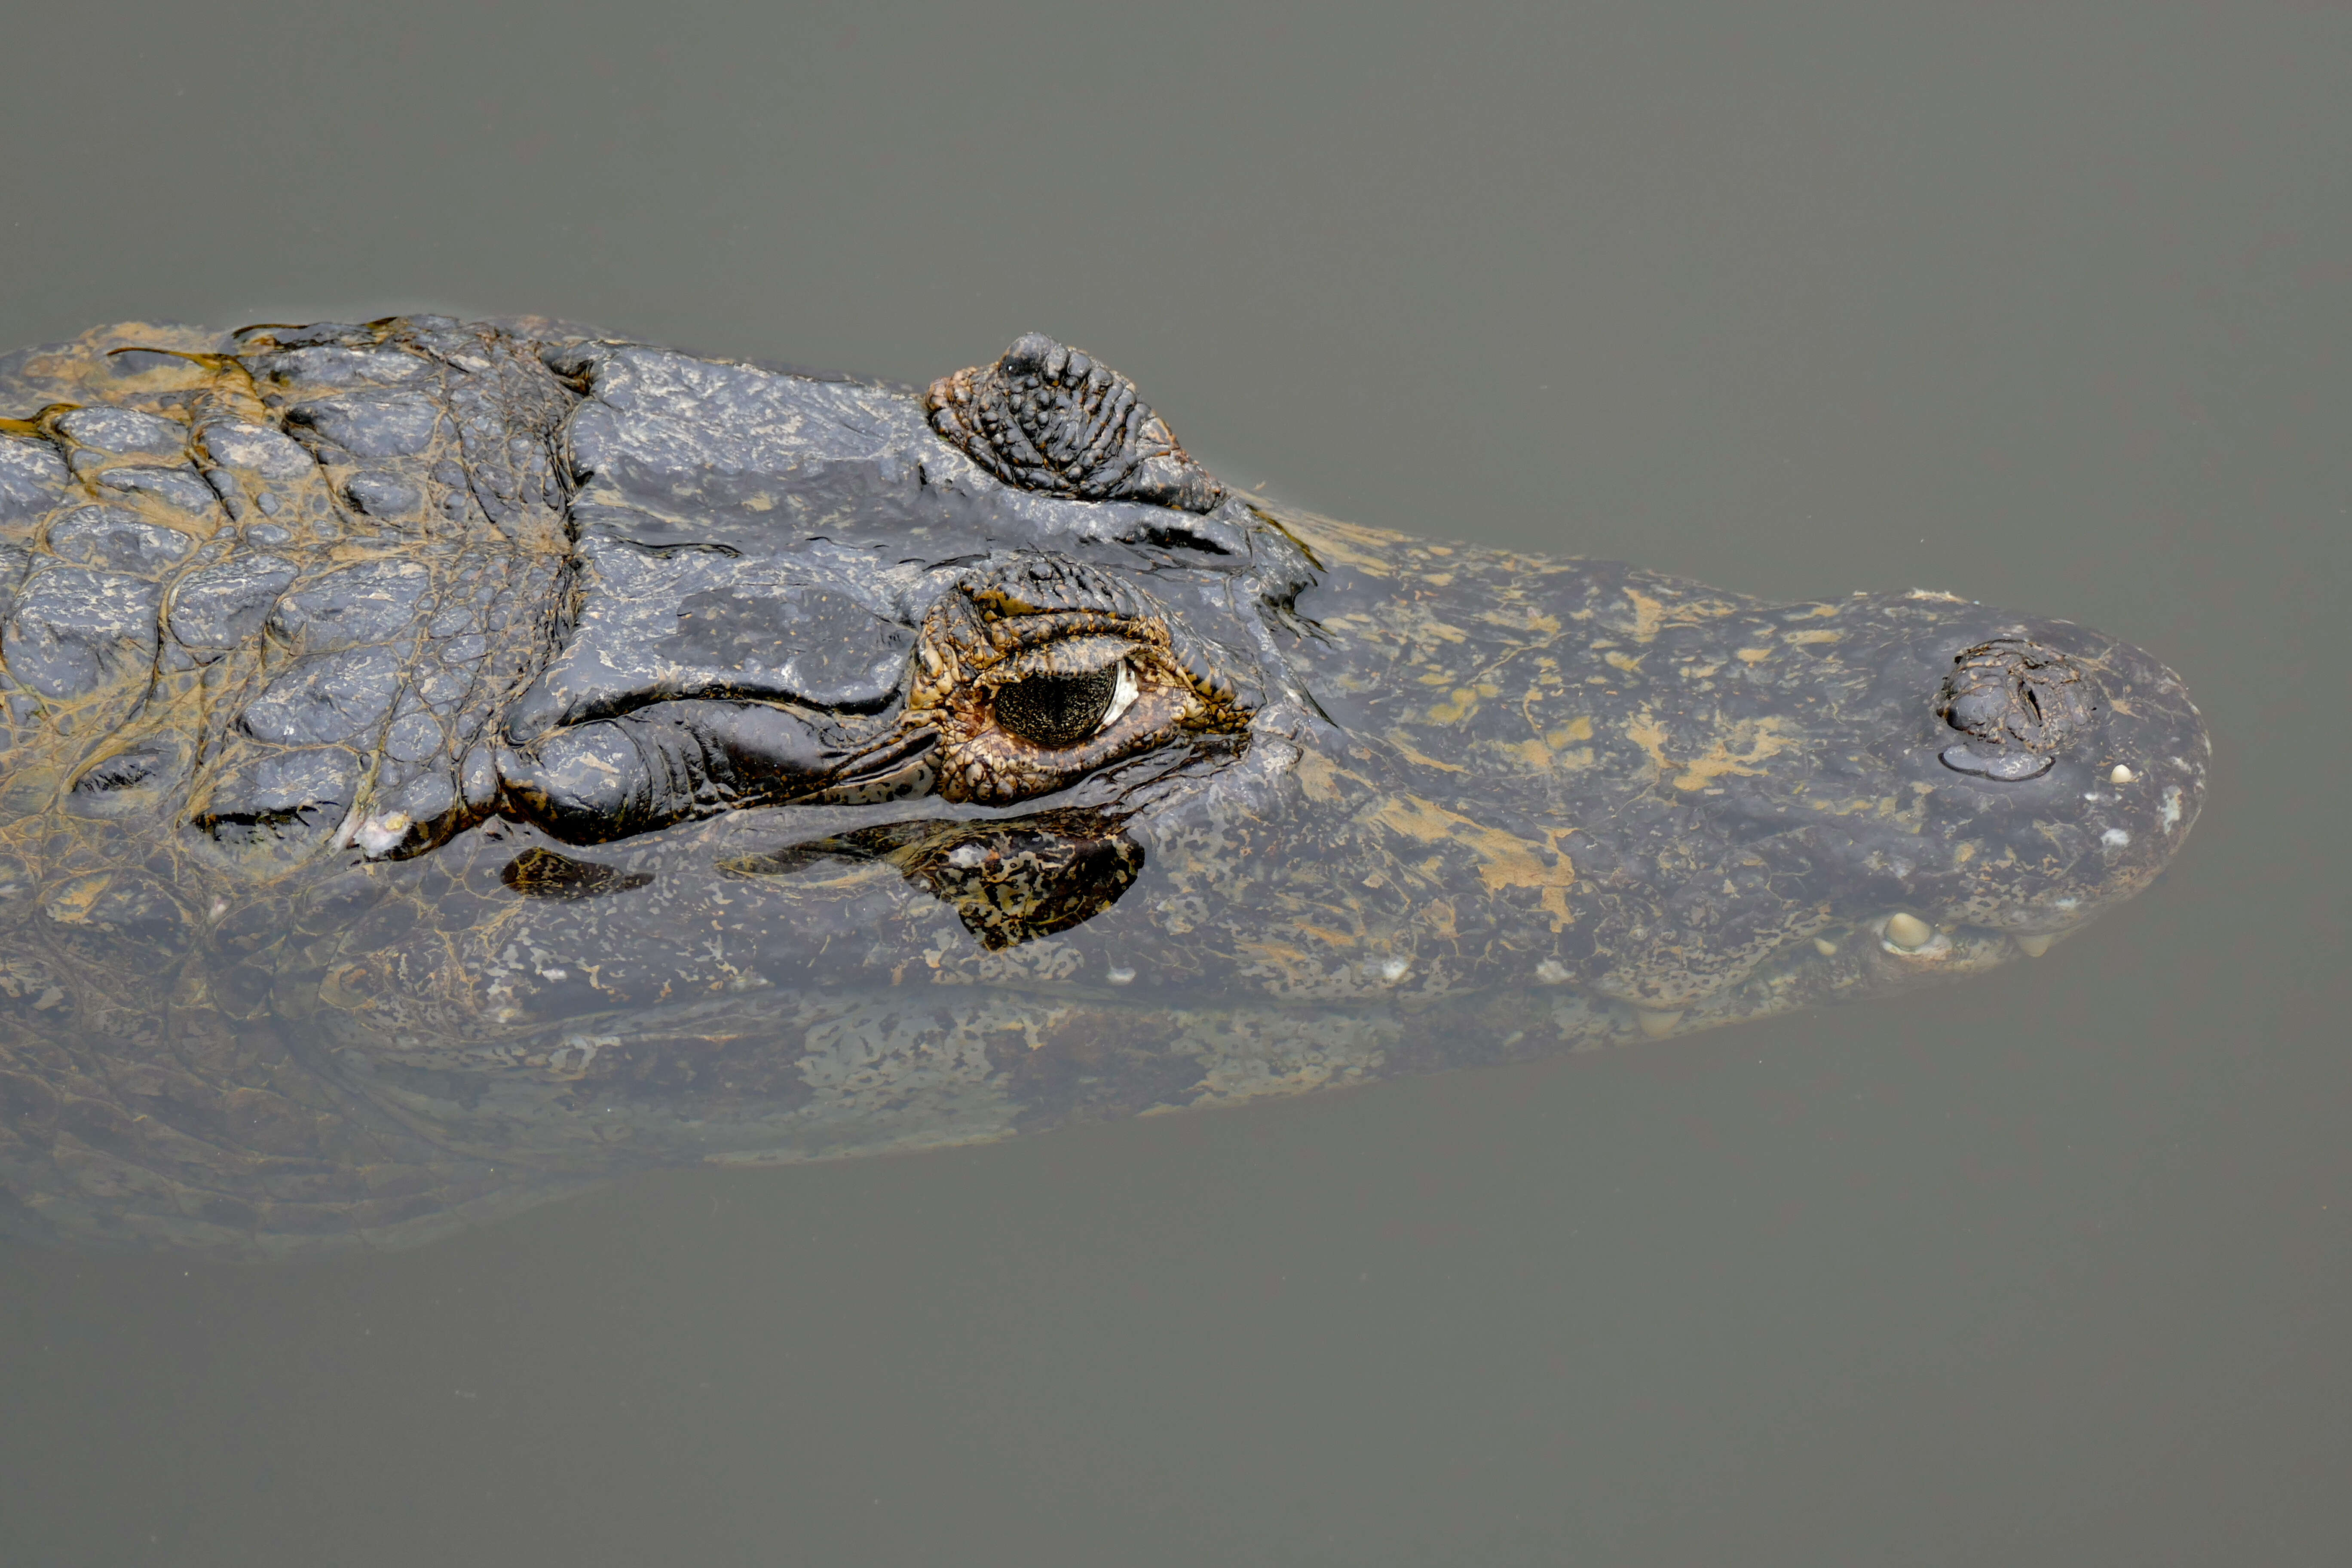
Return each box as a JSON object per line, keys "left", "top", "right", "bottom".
{"left": 0, "top": 317, "right": 2207, "bottom": 1255}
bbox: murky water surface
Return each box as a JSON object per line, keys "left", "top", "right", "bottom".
{"left": 2, "top": 6, "right": 2345, "bottom": 1563}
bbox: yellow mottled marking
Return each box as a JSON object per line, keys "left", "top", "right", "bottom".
{"left": 1274, "top": 511, "right": 1406, "bottom": 576}
{"left": 1387, "top": 734, "right": 1469, "bottom": 773}
{"left": 1504, "top": 738, "right": 1554, "bottom": 770}
{"left": 1736, "top": 647, "right": 1773, "bottom": 663}
{"left": 1427, "top": 687, "right": 1480, "bottom": 723}
{"left": 1480, "top": 608, "right": 1562, "bottom": 635}
{"left": 1604, "top": 651, "right": 1645, "bottom": 674}
{"left": 1369, "top": 795, "right": 1577, "bottom": 931}
{"left": 40, "top": 874, "right": 109, "bottom": 924}
{"left": 1291, "top": 749, "right": 1357, "bottom": 804}
{"left": 1784, "top": 629, "right": 1843, "bottom": 645}
{"left": 1625, "top": 589, "right": 1665, "bottom": 642}
{"left": 1624, "top": 710, "right": 1796, "bottom": 790}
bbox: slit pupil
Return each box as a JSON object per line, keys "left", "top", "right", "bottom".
{"left": 995, "top": 665, "right": 1119, "bottom": 748}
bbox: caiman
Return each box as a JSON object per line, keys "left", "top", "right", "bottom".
{"left": 0, "top": 316, "right": 2209, "bottom": 1256}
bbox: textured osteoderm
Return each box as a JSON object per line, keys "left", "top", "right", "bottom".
{"left": 926, "top": 334, "right": 1224, "bottom": 513}
{"left": 0, "top": 316, "right": 574, "bottom": 882}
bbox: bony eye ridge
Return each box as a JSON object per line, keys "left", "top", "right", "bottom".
{"left": 994, "top": 660, "right": 1139, "bottom": 748}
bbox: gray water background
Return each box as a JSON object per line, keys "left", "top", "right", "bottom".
{"left": 1, "top": 4, "right": 2344, "bottom": 1562}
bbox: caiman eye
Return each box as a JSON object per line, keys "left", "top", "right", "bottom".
{"left": 994, "top": 661, "right": 1137, "bottom": 748}
{"left": 905, "top": 557, "right": 1252, "bottom": 806}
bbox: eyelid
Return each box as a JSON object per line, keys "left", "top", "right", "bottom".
{"left": 985, "top": 633, "right": 1139, "bottom": 686}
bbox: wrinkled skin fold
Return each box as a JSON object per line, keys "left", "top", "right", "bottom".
{"left": 0, "top": 317, "right": 2208, "bottom": 1256}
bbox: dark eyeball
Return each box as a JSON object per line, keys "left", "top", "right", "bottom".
{"left": 994, "top": 665, "right": 1120, "bottom": 748}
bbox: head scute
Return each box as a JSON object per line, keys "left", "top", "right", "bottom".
{"left": 925, "top": 333, "right": 1225, "bottom": 514}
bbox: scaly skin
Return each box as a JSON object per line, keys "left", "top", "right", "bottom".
{"left": 0, "top": 319, "right": 2208, "bottom": 1255}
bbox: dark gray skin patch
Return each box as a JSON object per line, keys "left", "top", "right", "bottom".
{"left": 95, "top": 465, "right": 220, "bottom": 517}
{"left": 283, "top": 392, "right": 442, "bottom": 459}
{"left": 341, "top": 473, "right": 425, "bottom": 520}
{"left": 266, "top": 559, "right": 431, "bottom": 652}
{"left": 52, "top": 404, "right": 187, "bottom": 457}
{"left": 240, "top": 647, "right": 403, "bottom": 746}
{"left": 0, "top": 435, "right": 70, "bottom": 524}
{"left": 198, "top": 421, "right": 318, "bottom": 479}
{"left": 167, "top": 555, "right": 299, "bottom": 650}
{"left": 187, "top": 746, "right": 361, "bottom": 848}
{"left": 655, "top": 585, "right": 911, "bottom": 702}
{"left": 248, "top": 345, "right": 431, "bottom": 391}
{"left": 505, "top": 539, "right": 912, "bottom": 740}
{"left": 45, "top": 505, "right": 196, "bottom": 575}
{"left": 2, "top": 566, "right": 161, "bottom": 698}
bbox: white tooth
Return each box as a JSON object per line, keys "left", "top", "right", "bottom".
{"left": 2109, "top": 764, "right": 2138, "bottom": 784}
{"left": 1635, "top": 1008, "right": 1683, "bottom": 1038}
{"left": 1812, "top": 937, "right": 1839, "bottom": 957}
{"left": 2014, "top": 933, "right": 2055, "bottom": 958}
{"left": 1884, "top": 912, "right": 1934, "bottom": 950}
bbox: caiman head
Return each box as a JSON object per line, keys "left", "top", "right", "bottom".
{"left": 0, "top": 319, "right": 2208, "bottom": 1252}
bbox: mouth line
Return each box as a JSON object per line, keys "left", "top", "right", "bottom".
{"left": 1586, "top": 912, "right": 2063, "bottom": 1042}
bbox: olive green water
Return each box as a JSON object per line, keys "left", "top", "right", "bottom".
{"left": 2, "top": 5, "right": 2345, "bottom": 1563}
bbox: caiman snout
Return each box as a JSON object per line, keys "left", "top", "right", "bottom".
{"left": 1850, "top": 603, "right": 2208, "bottom": 955}
{"left": 1286, "top": 546, "right": 2208, "bottom": 1022}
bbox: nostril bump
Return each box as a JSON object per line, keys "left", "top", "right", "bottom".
{"left": 1936, "top": 637, "right": 2094, "bottom": 781}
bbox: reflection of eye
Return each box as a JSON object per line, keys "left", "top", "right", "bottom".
{"left": 994, "top": 660, "right": 1138, "bottom": 748}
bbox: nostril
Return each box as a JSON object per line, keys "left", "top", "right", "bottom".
{"left": 1936, "top": 637, "right": 2095, "bottom": 781}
